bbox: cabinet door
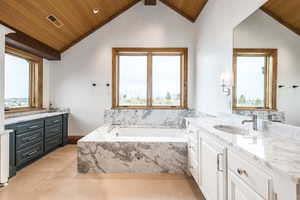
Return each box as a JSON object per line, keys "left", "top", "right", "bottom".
{"left": 62, "top": 114, "right": 69, "bottom": 145}
{"left": 228, "top": 171, "right": 265, "bottom": 200}
{"left": 200, "top": 140, "right": 225, "bottom": 200}
{"left": 5, "top": 124, "right": 16, "bottom": 178}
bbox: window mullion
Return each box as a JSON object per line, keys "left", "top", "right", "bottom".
{"left": 147, "top": 53, "right": 153, "bottom": 108}
{"left": 264, "top": 56, "right": 269, "bottom": 108}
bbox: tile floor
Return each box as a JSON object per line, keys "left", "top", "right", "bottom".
{"left": 0, "top": 145, "right": 204, "bottom": 200}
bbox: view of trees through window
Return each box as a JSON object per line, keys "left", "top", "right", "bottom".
{"left": 119, "top": 56, "right": 147, "bottom": 106}
{"left": 5, "top": 53, "right": 30, "bottom": 109}
{"left": 236, "top": 56, "right": 265, "bottom": 107}
{"left": 152, "top": 55, "right": 181, "bottom": 106}
{"left": 115, "top": 48, "right": 186, "bottom": 108}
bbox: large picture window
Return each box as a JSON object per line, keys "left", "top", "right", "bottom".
{"left": 5, "top": 46, "right": 43, "bottom": 112}
{"left": 112, "top": 48, "right": 188, "bottom": 109}
{"left": 233, "top": 49, "right": 277, "bottom": 110}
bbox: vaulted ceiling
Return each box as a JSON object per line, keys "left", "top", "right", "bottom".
{"left": 262, "top": 0, "right": 300, "bottom": 37}
{"left": 2, "top": 0, "right": 299, "bottom": 57}
{"left": 0, "top": 0, "right": 207, "bottom": 53}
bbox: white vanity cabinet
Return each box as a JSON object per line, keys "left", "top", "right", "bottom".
{"left": 186, "top": 119, "right": 300, "bottom": 200}
{"left": 228, "top": 151, "right": 273, "bottom": 200}
{"left": 197, "top": 129, "right": 227, "bottom": 200}
{"left": 228, "top": 170, "right": 265, "bottom": 200}
{"left": 187, "top": 126, "right": 199, "bottom": 184}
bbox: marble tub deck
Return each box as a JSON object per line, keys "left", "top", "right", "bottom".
{"left": 78, "top": 127, "right": 188, "bottom": 174}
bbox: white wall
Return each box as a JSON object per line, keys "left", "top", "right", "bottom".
{"left": 49, "top": 2, "right": 196, "bottom": 136}
{"left": 234, "top": 10, "right": 300, "bottom": 126}
{"left": 194, "top": 0, "right": 267, "bottom": 115}
{"left": 43, "top": 59, "right": 50, "bottom": 109}
{"left": 0, "top": 25, "right": 13, "bottom": 131}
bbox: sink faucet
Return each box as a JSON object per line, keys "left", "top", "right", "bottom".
{"left": 241, "top": 115, "right": 258, "bottom": 131}
{"left": 112, "top": 122, "right": 121, "bottom": 126}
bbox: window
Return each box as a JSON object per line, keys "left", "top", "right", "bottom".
{"left": 112, "top": 48, "right": 188, "bottom": 109}
{"left": 233, "top": 49, "right": 277, "bottom": 110}
{"left": 5, "top": 46, "right": 43, "bottom": 112}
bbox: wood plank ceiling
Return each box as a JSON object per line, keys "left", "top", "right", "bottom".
{"left": 262, "top": 0, "right": 300, "bottom": 36}
{"left": 0, "top": 0, "right": 207, "bottom": 53}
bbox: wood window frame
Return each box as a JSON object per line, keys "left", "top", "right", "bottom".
{"left": 5, "top": 45, "right": 43, "bottom": 113}
{"left": 232, "top": 48, "right": 278, "bottom": 111}
{"left": 112, "top": 48, "right": 188, "bottom": 110}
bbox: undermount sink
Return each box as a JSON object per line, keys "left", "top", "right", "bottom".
{"left": 213, "top": 125, "right": 249, "bottom": 135}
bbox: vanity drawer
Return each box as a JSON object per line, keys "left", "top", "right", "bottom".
{"left": 15, "top": 120, "right": 44, "bottom": 134}
{"left": 45, "top": 115, "right": 62, "bottom": 127}
{"left": 16, "top": 128, "right": 43, "bottom": 150}
{"left": 45, "top": 135, "right": 62, "bottom": 152}
{"left": 45, "top": 124, "right": 62, "bottom": 139}
{"left": 16, "top": 141, "right": 43, "bottom": 167}
{"left": 228, "top": 151, "right": 272, "bottom": 199}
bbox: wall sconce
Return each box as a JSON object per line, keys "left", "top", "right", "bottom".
{"left": 220, "top": 72, "right": 232, "bottom": 96}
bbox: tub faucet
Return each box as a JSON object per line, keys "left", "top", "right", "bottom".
{"left": 241, "top": 115, "right": 258, "bottom": 131}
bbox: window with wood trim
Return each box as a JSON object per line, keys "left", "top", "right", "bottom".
{"left": 112, "top": 48, "right": 188, "bottom": 109}
{"left": 233, "top": 49, "right": 277, "bottom": 110}
{"left": 5, "top": 46, "right": 43, "bottom": 112}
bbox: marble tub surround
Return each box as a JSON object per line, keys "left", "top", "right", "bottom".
{"left": 104, "top": 109, "right": 199, "bottom": 128}
{"left": 5, "top": 111, "right": 68, "bottom": 125}
{"left": 186, "top": 117, "right": 300, "bottom": 184}
{"left": 78, "top": 126, "right": 188, "bottom": 174}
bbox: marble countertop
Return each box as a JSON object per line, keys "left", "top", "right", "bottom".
{"left": 5, "top": 111, "right": 68, "bottom": 125}
{"left": 186, "top": 117, "right": 300, "bottom": 184}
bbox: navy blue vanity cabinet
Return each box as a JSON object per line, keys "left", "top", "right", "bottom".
{"left": 44, "top": 115, "right": 63, "bottom": 153}
{"left": 15, "top": 119, "right": 45, "bottom": 170}
{"left": 6, "top": 113, "right": 69, "bottom": 178}
{"left": 62, "top": 114, "right": 69, "bottom": 145}
{"left": 5, "top": 124, "right": 16, "bottom": 178}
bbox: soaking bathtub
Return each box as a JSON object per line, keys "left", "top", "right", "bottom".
{"left": 77, "top": 126, "right": 188, "bottom": 174}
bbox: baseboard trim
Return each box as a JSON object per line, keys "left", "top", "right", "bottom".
{"left": 68, "top": 136, "right": 83, "bottom": 144}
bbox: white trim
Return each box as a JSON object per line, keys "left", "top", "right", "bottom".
{"left": 0, "top": 25, "right": 14, "bottom": 35}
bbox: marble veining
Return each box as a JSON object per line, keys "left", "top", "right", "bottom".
{"left": 233, "top": 109, "right": 285, "bottom": 122}
{"left": 186, "top": 117, "right": 300, "bottom": 183}
{"left": 5, "top": 111, "right": 68, "bottom": 125}
{"left": 78, "top": 126, "right": 187, "bottom": 174}
{"left": 104, "top": 109, "right": 199, "bottom": 128}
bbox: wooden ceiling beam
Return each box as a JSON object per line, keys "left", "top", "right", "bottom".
{"left": 0, "top": 22, "right": 61, "bottom": 60}
{"left": 144, "top": 0, "right": 157, "bottom": 6}
{"left": 261, "top": 7, "right": 300, "bottom": 37}
{"left": 159, "top": 0, "right": 194, "bottom": 22}
{"left": 159, "top": 0, "right": 207, "bottom": 22}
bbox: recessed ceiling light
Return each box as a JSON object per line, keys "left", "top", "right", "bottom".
{"left": 93, "top": 8, "right": 99, "bottom": 14}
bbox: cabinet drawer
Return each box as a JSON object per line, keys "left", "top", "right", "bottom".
{"left": 16, "top": 128, "right": 43, "bottom": 150}
{"left": 228, "top": 151, "right": 272, "bottom": 199}
{"left": 45, "top": 136, "right": 62, "bottom": 152}
{"left": 45, "top": 125, "right": 62, "bottom": 139}
{"left": 15, "top": 120, "right": 44, "bottom": 134}
{"left": 16, "top": 141, "right": 43, "bottom": 167}
{"left": 45, "top": 116, "right": 62, "bottom": 127}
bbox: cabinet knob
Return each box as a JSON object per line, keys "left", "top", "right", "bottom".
{"left": 237, "top": 168, "right": 248, "bottom": 176}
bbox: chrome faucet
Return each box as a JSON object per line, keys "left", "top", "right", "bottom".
{"left": 111, "top": 122, "right": 121, "bottom": 126}
{"left": 241, "top": 115, "right": 258, "bottom": 131}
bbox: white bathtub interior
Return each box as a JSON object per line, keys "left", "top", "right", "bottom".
{"left": 110, "top": 127, "right": 185, "bottom": 138}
